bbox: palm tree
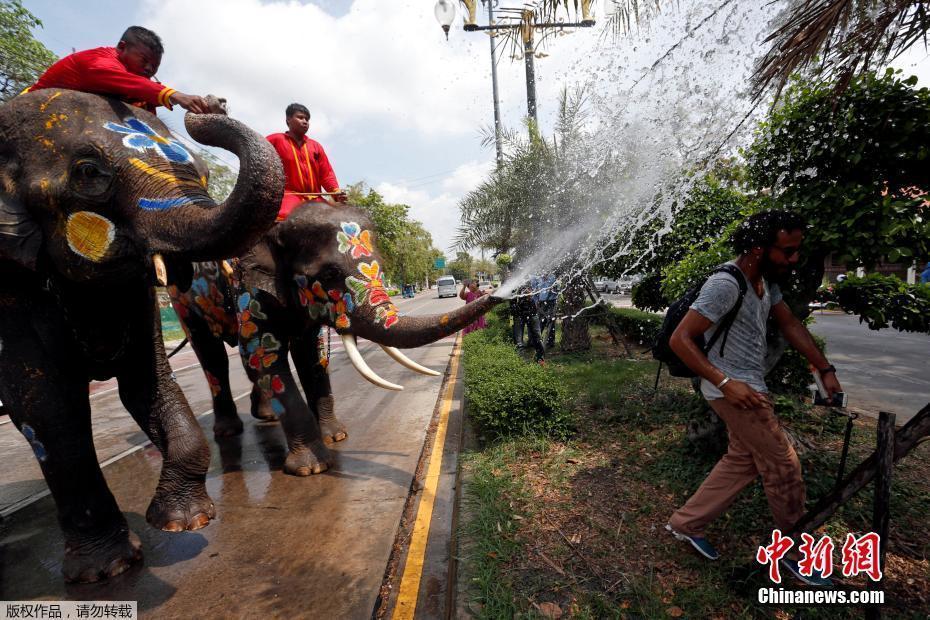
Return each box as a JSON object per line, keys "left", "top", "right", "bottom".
{"left": 754, "top": 0, "right": 930, "bottom": 97}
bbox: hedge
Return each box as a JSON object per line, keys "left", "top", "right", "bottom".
{"left": 461, "top": 309, "right": 572, "bottom": 440}
{"left": 606, "top": 307, "right": 663, "bottom": 346}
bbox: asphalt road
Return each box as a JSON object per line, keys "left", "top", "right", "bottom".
{"left": 809, "top": 312, "right": 930, "bottom": 423}
{"left": 0, "top": 292, "right": 465, "bottom": 618}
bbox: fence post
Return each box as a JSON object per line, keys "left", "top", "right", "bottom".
{"left": 866, "top": 411, "right": 895, "bottom": 619}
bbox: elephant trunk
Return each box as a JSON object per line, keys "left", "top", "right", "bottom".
{"left": 348, "top": 295, "right": 502, "bottom": 348}
{"left": 142, "top": 112, "right": 284, "bottom": 260}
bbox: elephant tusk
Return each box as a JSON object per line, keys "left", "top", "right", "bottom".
{"left": 341, "top": 335, "right": 403, "bottom": 391}
{"left": 153, "top": 254, "right": 168, "bottom": 286}
{"left": 220, "top": 260, "right": 235, "bottom": 279}
{"left": 380, "top": 345, "right": 441, "bottom": 377}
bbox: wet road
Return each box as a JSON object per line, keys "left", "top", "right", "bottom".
{"left": 0, "top": 292, "right": 465, "bottom": 618}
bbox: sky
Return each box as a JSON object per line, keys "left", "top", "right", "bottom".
{"left": 22, "top": 0, "right": 930, "bottom": 255}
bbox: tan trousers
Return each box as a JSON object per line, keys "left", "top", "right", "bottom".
{"left": 668, "top": 397, "right": 806, "bottom": 537}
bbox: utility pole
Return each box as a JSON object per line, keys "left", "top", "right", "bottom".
{"left": 456, "top": 0, "right": 595, "bottom": 128}
{"left": 487, "top": 0, "right": 504, "bottom": 167}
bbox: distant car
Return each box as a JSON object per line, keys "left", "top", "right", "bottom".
{"left": 437, "top": 276, "right": 457, "bottom": 298}
{"left": 593, "top": 279, "right": 621, "bottom": 294}
{"left": 478, "top": 281, "right": 496, "bottom": 293}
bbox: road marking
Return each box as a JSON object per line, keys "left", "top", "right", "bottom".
{"left": 392, "top": 333, "right": 462, "bottom": 619}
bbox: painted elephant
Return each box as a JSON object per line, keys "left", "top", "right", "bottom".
{"left": 0, "top": 89, "right": 284, "bottom": 582}
{"left": 169, "top": 202, "right": 500, "bottom": 476}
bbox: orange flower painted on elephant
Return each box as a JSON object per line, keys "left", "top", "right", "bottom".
{"left": 336, "top": 222, "right": 373, "bottom": 259}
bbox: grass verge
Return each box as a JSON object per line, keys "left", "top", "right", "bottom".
{"left": 458, "top": 323, "right": 930, "bottom": 618}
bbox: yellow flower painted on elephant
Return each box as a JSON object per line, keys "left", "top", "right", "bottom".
{"left": 65, "top": 211, "right": 115, "bottom": 262}
{"left": 346, "top": 261, "right": 390, "bottom": 307}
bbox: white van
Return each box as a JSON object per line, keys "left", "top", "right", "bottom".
{"left": 437, "top": 276, "right": 458, "bottom": 298}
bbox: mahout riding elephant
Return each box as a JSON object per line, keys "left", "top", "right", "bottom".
{"left": 0, "top": 89, "right": 284, "bottom": 582}
{"left": 169, "top": 202, "right": 500, "bottom": 476}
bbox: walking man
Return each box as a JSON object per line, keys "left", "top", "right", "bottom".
{"left": 266, "top": 103, "right": 346, "bottom": 221}
{"left": 666, "top": 211, "right": 842, "bottom": 587}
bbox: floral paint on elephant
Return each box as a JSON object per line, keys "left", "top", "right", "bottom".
{"left": 168, "top": 268, "right": 232, "bottom": 339}
{"left": 205, "top": 371, "right": 222, "bottom": 398}
{"left": 245, "top": 333, "right": 281, "bottom": 370}
{"left": 294, "top": 275, "right": 354, "bottom": 329}
{"left": 345, "top": 261, "right": 400, "bottom": 329}
{"left": 103, "top": 118, "right": 192, "bottom": 163}
{"left": 237, "top": 291, "right": 267, "bottom": 341}
{"left": 336, "top": 222, "right": 373, "bottom": 259}
{"left": 257, "top": 373, "right": 287, "bottom": 416}
{"left": 20, "top": 423, "right": 48, "bottom": 462}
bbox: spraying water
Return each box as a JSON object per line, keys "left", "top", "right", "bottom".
{"left": 490, "top": 1, "right": 785, "bottom": 303}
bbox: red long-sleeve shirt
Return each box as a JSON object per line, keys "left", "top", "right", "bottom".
{"left": 266, "top": 132, "right": 340, "bottom": 220}
{"left": 24, "top": 47, "right": 175, "bottom": 114}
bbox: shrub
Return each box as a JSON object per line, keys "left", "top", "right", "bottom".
{"left": 607, "top": 307, "right": 663, "bottom": 346}
{"left": 630, "top": 273, "right": 668, "bottom": 312}
{"left": 837, "top": 274, "right": 930, "bottom": 333}
{"left": 462, "top": 329, "right": 571, "bottom": 441}
{"left": 767, "top": 335, "right": 825, "bottom": 396}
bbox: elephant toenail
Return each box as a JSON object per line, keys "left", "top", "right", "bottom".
{"left": 162, "top": 520, "right": 185, "bottom": 532}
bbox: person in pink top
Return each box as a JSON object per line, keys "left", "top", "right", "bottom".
{"left": 459, "top": 280, "right": 487, "bottom": 335}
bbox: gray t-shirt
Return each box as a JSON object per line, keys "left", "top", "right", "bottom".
{"left": 690, "top": 263, "right": 782, "bottom": 400}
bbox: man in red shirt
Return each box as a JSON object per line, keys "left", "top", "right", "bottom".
{"left": 23, "top": 26, "right": 208, "bottom": 115}
{"left": 266, "top": 103, "right": 346, "bottom": 221}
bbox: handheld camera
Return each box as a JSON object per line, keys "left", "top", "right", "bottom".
{"left": 811, "top": 369, "right": 848, "bottom": 408}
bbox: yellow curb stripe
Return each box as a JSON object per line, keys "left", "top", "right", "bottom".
{"left": 392, "top": 334, "right": 462, "bottom": 619}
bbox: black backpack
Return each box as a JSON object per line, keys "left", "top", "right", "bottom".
{"left": 652, "top": 264, "right": 748, "bottom": 377}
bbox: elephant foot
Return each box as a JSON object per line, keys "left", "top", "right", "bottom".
{"left": 283, "top": 440, "right": 334, "bottom": 476}
{"left": 146, "top": 484, "right": 216, "bottom": 532}
{"left": 63, "top": 526, "right": 143, "bottom": 584}
{"left": 213, "top": 412, "right": 244, "bottom": 438}
{"left": 317, "top": 395, "right": 347, "bottom": 444}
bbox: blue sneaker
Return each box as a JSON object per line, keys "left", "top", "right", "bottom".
{"left": 779, "top": 558, "right": 834, "bottom": 587}
{"left": 666, "top": 524, "right": 720, "bottom": 560}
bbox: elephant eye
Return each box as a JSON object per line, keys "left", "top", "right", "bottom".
{"left": 70, "top": 158, "right": 113, "bottom": 198}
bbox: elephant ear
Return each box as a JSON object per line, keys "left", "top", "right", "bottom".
{"left": 0, "top": 192, "right": 42, "bottom": 270}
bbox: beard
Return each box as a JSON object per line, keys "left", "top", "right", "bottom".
{"left": 760, "top": 253, "right": 792, "bottom": 286}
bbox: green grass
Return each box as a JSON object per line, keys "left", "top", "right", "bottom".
{"left": 458, "top": 328, "right": 930, "bottom": 618}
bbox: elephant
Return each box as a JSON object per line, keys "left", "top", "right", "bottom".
{"left": 168, "top": 202, "right": 500, "bottom": 476}
{"left": 0, "top": 89, "right": 284, "bottom": 582}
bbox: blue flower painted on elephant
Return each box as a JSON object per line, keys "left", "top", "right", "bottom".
{"left": 20, "top": 423, "right": 47, "bottom": 462}
{"left": 103, "top": 118, "right": 192, "bottom": 163}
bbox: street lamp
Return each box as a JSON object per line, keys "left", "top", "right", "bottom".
{"left": 434, "top": 0, "right": 456, "bottom": 40}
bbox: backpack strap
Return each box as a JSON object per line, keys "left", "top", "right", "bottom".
{"left": 702, "top": 264, "right": 748, "bottom": 358}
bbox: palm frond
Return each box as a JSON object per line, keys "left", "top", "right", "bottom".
{"left": 754, "top": 0, "right": 930, "bottom": 99}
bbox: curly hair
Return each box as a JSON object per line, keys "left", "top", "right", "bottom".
{"left": 730, "top": 210, "right": 806, "bottom": 255}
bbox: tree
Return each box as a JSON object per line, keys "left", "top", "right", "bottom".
{"left": 346, "top": 182, "right": 443, "bottom": 287}
{"left": 664, "top": 70, "right": 930, "bottom": 327}
{"left": 446, "top": 251, "right": 474, "bottom": 282}
{"left": 755, "top": 0, "right": 930, "bottom": 97}
{"left": 0, "top": 1, "right": 56, "bottom": 102}
{"left": 203, "top": 152, "right": 237, "bottom": 202}
{"left": 456, "top": 86, "right": 618, "bottom": 351}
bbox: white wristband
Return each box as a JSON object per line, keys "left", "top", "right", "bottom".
{"left": 716, "top": 376, "right": 731, "bottom": 389}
